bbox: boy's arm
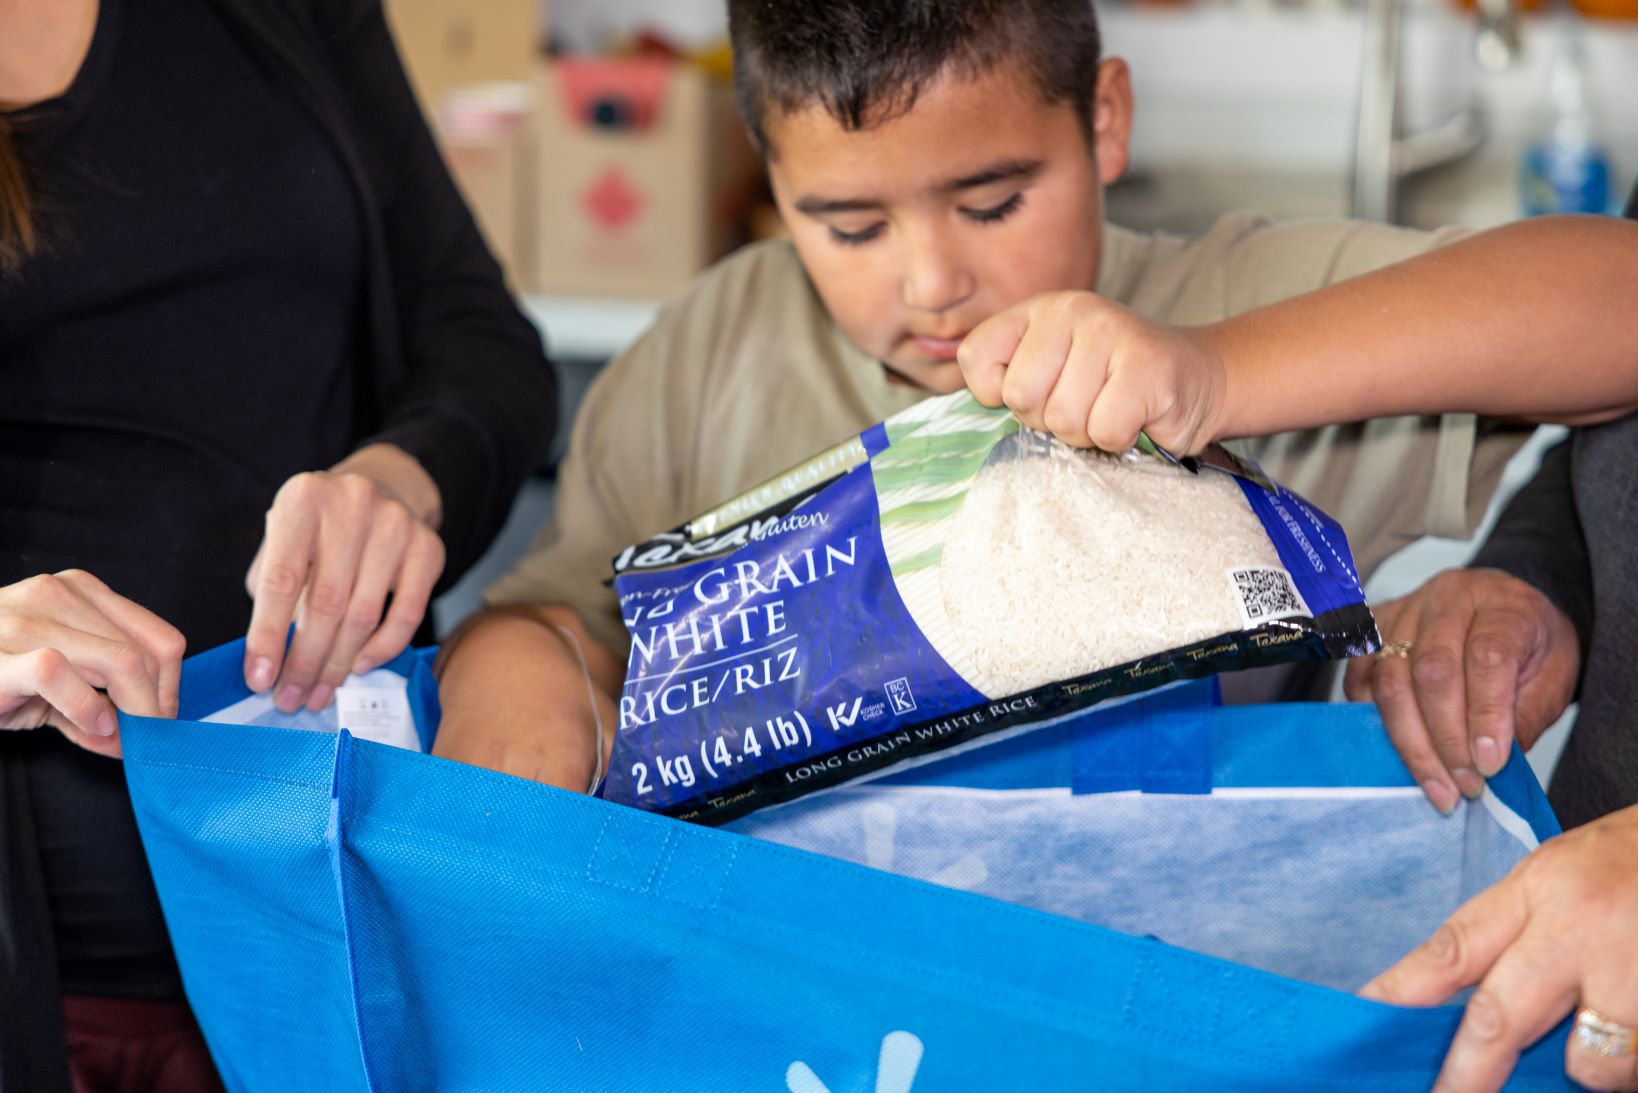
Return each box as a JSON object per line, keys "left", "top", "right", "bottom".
{"left": 1207, "top": 215, "right": 1638, "bottom": 438}
{"left": 431, "top": 298, "right": 702, "bottom": 788}
{"left": 430, "top": 413, "right": 633, "bottom": 789}
{"left": 433, "top": 604, "right": 621, "bottom": 792}
{"left": 960, "top": 215, "right": 1638, "bottom": 454}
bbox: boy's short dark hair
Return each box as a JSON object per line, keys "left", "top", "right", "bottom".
{"left": 728, "top": 0, "right": 1103, "bottom": 156}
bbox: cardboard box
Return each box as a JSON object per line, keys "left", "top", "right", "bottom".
{"left": 442, "top": 132, "right": 528, "bottom": 285}
{"left": 528, "top": 58, "right": 764, "bottom": 300}
{"left": 384, "top": 0, "right": 540, "bottom": 114}
{"left": 436, "top": 84, "right": 535, "bottom": 288}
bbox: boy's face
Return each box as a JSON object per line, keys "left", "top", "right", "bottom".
{"left": 764, "top": 59, "right": 1132, "bottom": 393}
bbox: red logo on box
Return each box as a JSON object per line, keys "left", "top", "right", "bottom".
{"left": 584, "top": 167, "right": 644, "bottom": 232}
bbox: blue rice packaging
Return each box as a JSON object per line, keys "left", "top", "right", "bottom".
{"left": 602, "top": 392, "right": 1379, "bottom": 822}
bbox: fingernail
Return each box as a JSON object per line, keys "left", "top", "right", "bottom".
{"left": 1473, "top": 736, "right": 1502, "bottom": 776}
{"left": 351, "top": 658, "right": 373, "bottom": 678}
{"left": 1422, "top": 780, "right": 1458, "bottom": 815}
{"left": 275, "top": 685, "right": 303, "bottom": 713}
{"left": 305, "top": 683, "right": 335, "bottom": 713}
{"left": 247, "top": 657, "right": 275, "bottom": 692}
{"left": 97, "top": 710, "right": 119, "bottom": 737}
{"left": 1452, "top": 767, "right": 1485, "bottom": 799}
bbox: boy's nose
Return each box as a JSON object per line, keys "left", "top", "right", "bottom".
{"left": 901, "top": 231, "right": 974, "bottom": 315}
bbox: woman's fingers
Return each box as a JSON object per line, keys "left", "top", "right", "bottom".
{"left": 1365, "top": 806, "right": 1638, "bottom": 1092}
{"left": 1435, "top": 942, "right": 1579, "bottom": 1093}
{"left": 351, "top": 527, "right": 443, "bottom": 678}
{"left": 0, "top": 626, "right": 158, "bottom": 757}
{"left": 310, "top": 505, "right": 411, "bottom": 698}
{"left": 243, "top": 468, "right": 446, "bottom": 711}
{"left": 1348, "top": 570, "right": 1579, "bottom": 808}
{"left": 244, "top": 474, "right": 323, "bottom": 695}
{"left": 0, "top": 647, "right": 117, "bottom": 739}
{"left": 54, "top": 570, "right": 186, "bottom": 718}
{"left": 1361, "top": 856, "right": 1531, "bottom": 1007}
{"left": 1369, "top": 621, "right": 1462, "bottom": 813}
{"left": 1408, "top": 604, "right": 1486, "bottom": 799}
{"left": 0, "top": 574, "right": 180, "bottom": 756}
{"left": 1566, "top": 1001, "right": 1638, "bottom": 1092}
{"left": 276, "top": 477, "right": 375, "bottom": 712}
{"left": 1344, "top": 596, "right": 1407, "bottom": 703}
{"left": 1459, "top": 602, "right": 1540, "bottom": 777}
{"left": 4, "top": 573, "right": 156, "bottom": 675}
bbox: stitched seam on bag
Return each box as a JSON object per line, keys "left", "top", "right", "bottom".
{"left": 126, "top": 757, "right": 329, "bottom": 790}
{"left": 1122, "top": 953, "right": 1302, "bottom": 1066}
{"left": 585, "top": 813, "right": 673, "bottom": 893}
{"left": 654, "top": 837, "right": 737, "bottom": 912}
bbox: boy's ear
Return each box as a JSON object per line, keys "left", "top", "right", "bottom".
{"left": 1091, "top": 58, "right": 1134, "bottom": 187}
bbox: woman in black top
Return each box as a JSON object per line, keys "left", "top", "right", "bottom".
{"left": 0, "top": 0, "right": 555, "bottom": 1088}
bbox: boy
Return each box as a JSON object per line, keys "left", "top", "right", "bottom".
{"left": 430, "top": 0, "right": 1638, "bottom": 792}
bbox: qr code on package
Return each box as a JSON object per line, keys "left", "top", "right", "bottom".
{"left": 1228, "top": 566, "right": 1310, "bottom": 627}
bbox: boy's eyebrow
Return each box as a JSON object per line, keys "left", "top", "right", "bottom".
{"left": 939, "top": 159, "right": 1044, "bottom": 193}
{"left": 792, "top": 159, "right": 1045, "bottom": 217}
{"left": 793, "top": 195, "right": 884, "bottom": 216}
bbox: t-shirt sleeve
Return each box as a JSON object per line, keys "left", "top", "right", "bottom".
{"left": 483, "top": 320, "right": 687, "bottom": 655}
{"left": 482, "top": 241, "right": 863, "bottom": 658}
{"left": 1190, "top": 214, "right": 1531, "bottom": 577}
{"left": 1215, "top": 215, "right": 1471, "bottom": 317}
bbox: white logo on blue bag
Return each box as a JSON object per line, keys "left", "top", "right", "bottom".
{"left": 787, "top": 1030, "right": 924, "bottom": 1093}
{"left": 885, "top": 678, "right": 917, "bottom": 715}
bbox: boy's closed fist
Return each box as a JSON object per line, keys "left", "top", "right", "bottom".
{"left": 957, "top": 291, "right": 1226, "bottom": 456}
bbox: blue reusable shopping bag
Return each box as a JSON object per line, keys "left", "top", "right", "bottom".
{"left": 118, "top": 639, "right": 440, "bottom": 1092}
{"left": 122, "top": 644, "right": 1574, "bottom": 1092}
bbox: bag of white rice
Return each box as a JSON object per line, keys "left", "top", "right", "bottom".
{"left": 602, "top": 391, "right": 1378, "bottom": 823}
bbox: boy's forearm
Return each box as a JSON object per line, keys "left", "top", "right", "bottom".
{"left": 1202, "top": 216, "right": 1638, "bottom": 439}
{"left": 434, "top": 605, "right": 623, "bottom": 791}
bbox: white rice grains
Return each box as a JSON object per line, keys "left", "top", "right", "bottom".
{"left": 938, "top": 436, "right": 1292, "bottom": 699}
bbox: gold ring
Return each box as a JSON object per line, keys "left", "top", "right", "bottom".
{"left": 1375, "top": 639, "right": 1414, "bottom": 662}
{"left": 1576, "top": 1006, "right": 1638, "bottom": 1057}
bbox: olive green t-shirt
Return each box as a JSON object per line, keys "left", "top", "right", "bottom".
{"left": 489, "top": 211, "right": 1530, "bottom": 656}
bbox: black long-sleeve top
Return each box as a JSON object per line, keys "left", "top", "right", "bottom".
{"left": 0, "top": 0, "right": 555, "bottom": 1086}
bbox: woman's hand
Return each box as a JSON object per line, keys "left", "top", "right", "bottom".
{"left": 1344, "top": 568, "right": 1580, "bottom": 813}
{"left": 1362, "top": 803, "right": 1638, "bottom": 1092}
{"left": 0, "top": 571, "right": 187, "bottom": 757}
{"left": 957, "top": 291, "right": 1228, "bottom": 455}
{"left": 243, "top": 443, "right": 445, "bottom": 713}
